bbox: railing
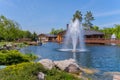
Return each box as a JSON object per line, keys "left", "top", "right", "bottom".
{"left": 85, "top": 38, "right": 120, "bottom": 44}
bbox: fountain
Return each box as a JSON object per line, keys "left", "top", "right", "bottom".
{"left": 59, "top": 18, "right": 87, "bottom": 52}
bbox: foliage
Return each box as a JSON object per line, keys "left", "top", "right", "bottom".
{"left": 72, "top": 10, "right": 94, "bottom": 30}
{"left": 0, "top": 15, "right": 38, "bottom": 41}
{"left": 50, "top": 10, "right": 94, "bottom": 35}
{"left": 100, "top": 27, "right": 114, "bottom": 39}
{"left": 92, "top": 24, "right": 120, "bottom": 39}
{"left": 45, "top": 68, "right": 81, "bottom": 80}
{"left": 73, "top": 10, "right": 82, "bottom": 22}
{"left": 99, "top": 24, "right": 120, "bottom": 39}
{"left": 15, "top": 42, "right": 28, "bottom": 48}
{"left": 0, "top": 15, "right": 20, "bottom": 41}
{"left": 114, "top": 24, "right": 120, "bottom": 39}
{"left": 0, "top": 62, "right": 45, "bottom": 80}
{"left": 0, "top": 42, "right": 28, "bottom": 49}
{"left": 83, "top": 11, "right": 94, "bottom": 29}
{"left": 50, "top": 28, "right": 64, "bottom": 35}
{"left": 0, "top": 62, "right": 81, "bottom": 80}
{"left": 0, "top": 50, "right": 37, "bottom": 65}
{"left": 31, "top": 32, "right": 38, "bottom": 41}
{"left": 91, "top": 26, "right": 99, "bottom": 31}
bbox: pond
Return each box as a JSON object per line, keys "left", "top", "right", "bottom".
{"left": 20, "top": 42, "right": 120, "bottom": 73}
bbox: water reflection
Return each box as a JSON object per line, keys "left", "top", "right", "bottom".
{"left": 73, "top": 52, "right": 76, "bottom": 60}
{"left": 73, "top": 52, "right": 92, "bottom": 68}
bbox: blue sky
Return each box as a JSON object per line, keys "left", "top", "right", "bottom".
{"left": 0, "top": 0, "right": 120, "bottom": 34}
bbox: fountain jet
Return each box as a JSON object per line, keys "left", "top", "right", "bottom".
{"left": 59, "top": 18, "right": 87, "bottom": 52}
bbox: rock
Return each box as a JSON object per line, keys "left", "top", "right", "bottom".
{"left": 113, "top": 75, "right": 120, "bottom": 80}
{"left": 38, "top": 72, "right": 45, "bottom": 80}
{"left": 38, "top": 59, "right": 54, "bottom": 70}
{"left": 79, "top": 67, "right": 99, "bottom": 74}
{"left": 64, "top": 64, "right": 80, "bottom": 74}
{"left": 103, "top": 72, "right": 120, "bottom": 80}
{"left": 54, "top": 59, "right": 79, "bottom": 70}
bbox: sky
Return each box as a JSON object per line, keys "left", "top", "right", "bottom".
{"left": 0, "top": 0, "right": 120, "bottom": 34}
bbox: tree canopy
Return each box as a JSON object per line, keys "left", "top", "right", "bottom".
{"left": 84, "top": 11, "right": 94, "bottom": 29}
{"left": 73, "top": 10, "right": 82, "bottom": 22}
{"left": 90, "top": 24, "right": 120, "bottom": 39}
{"left": 91, "top": 26, "right": 99, "bottom": 31}
{"left": 73, "top": 10, "right": 94, "bottom": 29}
{"left": 100, "top": 24, "right": 120, "bottom": 39}
{"left": 0, "top": 15, "right": 37, "bottom": 41}
{"left": 50, "top": 28, "right": 64, "bottom": 35}
{"left": 72, "top": 10, "right": 120, "bottom": 39}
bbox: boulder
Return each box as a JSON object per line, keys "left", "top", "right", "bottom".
{"left": 38, "top": 72, "right": 45, "bottom": 80}
{"left": 113, "top": 75, "right": 120, "bottom": 80}
{"left": 64, "top": 64, "right": 80, "bottom": 74}
{"left": 38, "top": 59, "right": 54, "bottom": 70}
{"left": 54, "top": 59, "right": 79, "bottom": 70}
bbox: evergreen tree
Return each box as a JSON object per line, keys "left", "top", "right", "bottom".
{"left": 73, "top": 10, "right": 82, "bottom": 22}
{"left": 84, "top": 11, "right": 94, "bottom": 29}
{"left": 32, "top": 32, "right": 38, "bottom": 41}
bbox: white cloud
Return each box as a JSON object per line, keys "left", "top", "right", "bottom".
{"left": 95, "top": 10, "right": 120, "bottom": 17}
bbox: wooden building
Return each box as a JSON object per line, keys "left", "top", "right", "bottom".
{"left": 84, "top": 30, "right": 104, "bottom": 39}
{"left": 38, "top": 34, "right": 57, "bottom": 42}
{"left": 57, "top": 29, "right": 104, "bottom": 42}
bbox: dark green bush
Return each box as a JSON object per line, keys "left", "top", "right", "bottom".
{"left": 0, "top": 62, "right": 81, "bottom": 80}
{"left": 0, "top": 50, "right": 37, "bottom": 65}
{"left": 0, "top": 53, "right": 6, "bottom": 64}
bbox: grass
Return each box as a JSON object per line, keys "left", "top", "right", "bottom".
{"left": 0, "top": 62, "right": 82, "bottom": 80}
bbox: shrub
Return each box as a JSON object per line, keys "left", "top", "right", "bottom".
{"left": 16, "top": 43, "right": 28, "bottom": 48}
{"left": 0, "top": 53, "right": 6, "bottom": 65}
{"left": 0, "top": 50, "right": 37, "bottom": 65}
{"left": 0, "top": 62, "right": 81, "bottom": 80}
{"left": 46, "top": 68, "right": 81, "bottom": 80}
{"left": 0, "top": 62, "right": 45, "bottom": 80}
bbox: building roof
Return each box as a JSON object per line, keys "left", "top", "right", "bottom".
{"left": 84, "top": 30, "right": 104, "bottom": 35}
{"left": 38, "top": 34, "right": 57, "bottom": 37}
{"left": 57, "top": 29, "right": 104, "bottom": 36}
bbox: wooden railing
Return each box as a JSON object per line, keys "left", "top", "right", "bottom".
{"left": 85, "top": 38, "right": 120, "bottom": 44}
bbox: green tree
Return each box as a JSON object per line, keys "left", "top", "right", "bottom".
{"left": 50, "top": 28, "right": 64, "bottom": 35}
{"left": 100, "top": 25, "right": 120, "bottom": 39}
{"left": 32, "top": 32, "right": 38, "bottom": 41}
{"left": 100, "top": 27, "right": 115, "bottom": 39}
{"left": 0, "top": 15, "right": 22, "bottom": 41}
{"left": 84, "top": 11, "right": 94, "bottom": 29}
{"left": 50, "top": 28, "right": 56, "bottom": 35}
{"left": 114, "top": 24, "right": 120, "bottom": 39}
{"left": 91, "top": 26, "right": 99, "bottom": 31}
{"left": 73, "top": 10, "right": 82, "bottom": 22}
{"left": 25, "top": 31, "right": 33, "bottom": 38}
{"left": 0, "top": 15, "right": 35, "bottom": 41}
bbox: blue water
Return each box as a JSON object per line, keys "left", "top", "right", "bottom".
{"left": 20, "top": 42, "right": 120, "bottom": 73}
